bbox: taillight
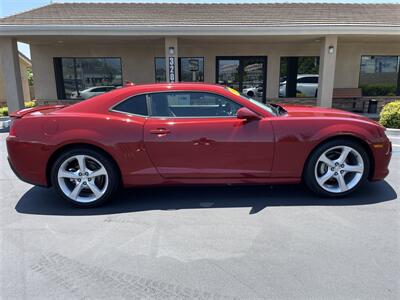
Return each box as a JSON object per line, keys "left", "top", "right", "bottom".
{"left": 9, "top": 117, "right": 17, "bottom": 136}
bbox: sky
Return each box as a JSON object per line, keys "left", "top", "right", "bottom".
{"left": 1, "top": 0, "right": 399, "bottom": 58}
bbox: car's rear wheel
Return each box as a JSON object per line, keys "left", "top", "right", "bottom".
{"left": 51, "top": 148, "right": 119, "bottom": 207}
{"left": 304, "top": 139, "right": 370, "bottom": 197}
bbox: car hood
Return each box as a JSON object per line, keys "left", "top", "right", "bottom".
{"left": 279, "top": 104, "right": 376, "bottom": 123}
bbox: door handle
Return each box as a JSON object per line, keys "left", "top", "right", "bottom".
{"left": 150, "top": 128, "right": 171, "bottom": 135}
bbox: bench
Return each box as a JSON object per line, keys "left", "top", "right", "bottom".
{"left": 332, "top": 88, "right": 364, "bottom": 112}
{"left": 332, "top": 88, "right": 362, "bottom": 99}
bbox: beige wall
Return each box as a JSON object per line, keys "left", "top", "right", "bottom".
{"left": 0, "top": 55, "right": 31, "bottom": 103}
{"left": 335, "top": 42, "right": 400, "bottom": 89}
{"left": 29, "top": 37, "right": 400, "bottom": 101}
{"left": 31, "top": 40, "right": 164, "bottom": 100}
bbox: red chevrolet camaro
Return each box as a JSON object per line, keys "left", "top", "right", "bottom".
{"left": 7, "top": 83, "right": 392, "bottom": 207}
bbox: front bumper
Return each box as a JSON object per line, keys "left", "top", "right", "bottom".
{"left": 370, "top": 139, "right": 392, "bottom": 181}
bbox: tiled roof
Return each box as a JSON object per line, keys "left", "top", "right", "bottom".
{"left": 1, "top": 3, "right": 400, "bottom": 27}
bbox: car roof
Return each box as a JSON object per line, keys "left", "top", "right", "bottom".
{"left": 87, "top": 86, "right": 115, "bottom": 89}
{"left": 113, "top": 82, "right": 229, "bottom": 95}
{"left": 297, "top": 74, "right": 319, "bottom": 78}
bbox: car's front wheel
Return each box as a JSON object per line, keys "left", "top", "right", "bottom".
{"left": 304, "top": 139, "right": 370, "bottom": 197}
{"left": 51, "top": 148, "right": 119, "bottom": 207}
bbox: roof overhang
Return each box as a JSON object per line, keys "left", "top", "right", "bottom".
{"left": 1, "top": 25, "right": 400, "bottom": 36}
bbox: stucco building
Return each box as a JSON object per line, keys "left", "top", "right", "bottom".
{"left": 0, "top": 52, "right": 31, "bottom": 105}
{"left": 0, "top": 3, "right": 399, "bottom": 113}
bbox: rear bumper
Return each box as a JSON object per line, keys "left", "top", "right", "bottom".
{"left": 7, "top": 157, "right": 47, "bottom": 187}
{"left": 6, "top": 135, "right": 49, "bottom": 187}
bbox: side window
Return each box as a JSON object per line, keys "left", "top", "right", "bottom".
{"left": 298, "top": 76, "right": 318, "bottom": 84}
{"left": 113, "top": 94, "right": 148, "bottom": 116}
{"left": 150, "top": 92, "right": 242, "bottom": 117}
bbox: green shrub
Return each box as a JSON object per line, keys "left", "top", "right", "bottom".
{"left": 0, "top": 107, "right": 8, "bottom": 117}
{"left": 0, "top": 101, "right": 36, "bottom": 117}
{"left": 25, "top": 100, "right": 37, "bottom": 108}
{"left": 379, "top": 100, "right": 400, "bottom": 129}
{"left": 360, "top": 83, "right": 397, "bottom": 96}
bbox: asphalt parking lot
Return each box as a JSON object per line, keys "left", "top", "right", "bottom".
{"left": 1, "top": 131, "right": 399, "bottom": 299}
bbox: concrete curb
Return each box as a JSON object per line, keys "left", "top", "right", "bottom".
{"left": 386, "top": 128, "right": 400, "bottom": 136}
{"left": 0, "top": 117, "right": 10, "bottom": 129}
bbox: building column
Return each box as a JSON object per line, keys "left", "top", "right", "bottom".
{"left": 0, "top": 38, "right": 24, "bottom": 112}
{"left": 317, "top": 35, "right": 338, "bottom": 107}
{"left": 266, "top": 52, "right": 280, "bottom": 99}
{"left": 164, "top": 37, "right": 179, "bottom": 83}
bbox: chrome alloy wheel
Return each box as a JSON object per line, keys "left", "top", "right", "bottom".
{"left": 314, "top": 146, "right": 364, "bottom": 194}
{"left": 57, "top": 154, "right": 109, "bottom": 203}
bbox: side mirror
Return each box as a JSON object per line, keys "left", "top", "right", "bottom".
{"left": 236, "top": 107, "right": 261, "bottom": 121}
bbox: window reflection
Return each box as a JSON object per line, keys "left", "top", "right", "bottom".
{"left": 217, "top": 57, "right": 266, "bottom": 102}
{"left": 155, "top": 57, "right": 166, "bottom": 82}
{"left": 359, "top": 56, "right": 400, "bottom": 96}
{"left": 279, "top": 57, "right": 320, "bottom": 98}
{"left": 58, "top": 57, "right": 122, "bottom": 100}
{"left": 217, "top": 59, "right": 240, "bottom": 91}
{"left": 179, "top": 57, "right": 204, "bottom": 82}
{"left": 154, "top": 57, "right": 204, "bottom": 83}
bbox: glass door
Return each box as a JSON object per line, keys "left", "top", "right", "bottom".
{"left": 216, "top": 56, "right": 267, "bottom": 102}
{"left": 216, "top": 59, "right": 240, "bottom": 91}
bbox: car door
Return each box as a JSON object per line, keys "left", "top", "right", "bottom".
{"left": 297, "top": 76, "right": 319, "bottom": 97}
{"left": 143, "top": 91, "right": 274, "bottom": 179}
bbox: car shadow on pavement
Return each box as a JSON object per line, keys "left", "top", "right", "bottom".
{"left": 15, "top": 180, "right": 397, "bottom": 216}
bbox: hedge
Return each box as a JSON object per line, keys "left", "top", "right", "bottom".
{"left": 379, "top": 100, "right": 400, "bottom": 129}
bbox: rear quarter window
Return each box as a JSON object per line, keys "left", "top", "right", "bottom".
{"left": 112, "top": 94, "right": 148, "bottom": 116}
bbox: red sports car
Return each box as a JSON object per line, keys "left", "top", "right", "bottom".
{"left": 7, "top": 83, "right": 391, "bottom": 207}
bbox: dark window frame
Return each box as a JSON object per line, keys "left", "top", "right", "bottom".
{"left": 358, "top": 55, "right": 400, "bottom": 96}
{"left": 54, "top": 56, "right": 123, "bottom": 100}
{"left": 215, "top": 56, "right": 268, "bottom": 103}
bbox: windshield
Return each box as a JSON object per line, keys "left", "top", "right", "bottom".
{"left": 225, "top": 87, "right": 279, "bottom": 116}
{"left": 225, "top": 87, "right": 281, "bottom": 116}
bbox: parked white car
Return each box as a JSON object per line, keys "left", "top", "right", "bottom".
{"left": 71, "top": 86, "right": 116, "bottom": 99}
{"left": 242, "top": 86, "right": 263, "bottom": 98}
{"left": 279, "top": 74, "right": 319, "bottom": 97}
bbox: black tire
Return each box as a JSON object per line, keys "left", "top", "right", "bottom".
{"left": 51, "top": 147, "right": 120, "bottom": 207}
{"left": 303, "top": 139, "right": 370, "bottom": 197}
{"left": 247, "top": 91, "right": 255, "bottom": 98}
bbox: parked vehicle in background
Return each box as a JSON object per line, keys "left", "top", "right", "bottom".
{"left": 279, "top": 74, "right": 319, "bottom": 97}
{"left": 71, "top": 86, "right": 116, "bottom": 99}
{"left": 242, "top": 86, "right": 263, "bottom": 98}
{"left": 6, "top": 83, "right": 391, "bottom": 207}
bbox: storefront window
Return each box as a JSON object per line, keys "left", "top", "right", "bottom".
{"left": 279, "top": 56, "right": 320, "bottom": 98}
{"left": 54, "top": 57, "right": 122, "bottom": 100}
{"left": 154, "top": 57, "right": 204, "bottom": 82}
{"left": 359, "top": 56, "right": 400, "bottom": 96}
{"left": 216, "top": 56, "right": 267, "bottom": 103}
{"left": 179, "top": 57, "right": 204, "bottom": 82}
{"left": 155, "top": 57, "right": 166, "bottom": 82}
